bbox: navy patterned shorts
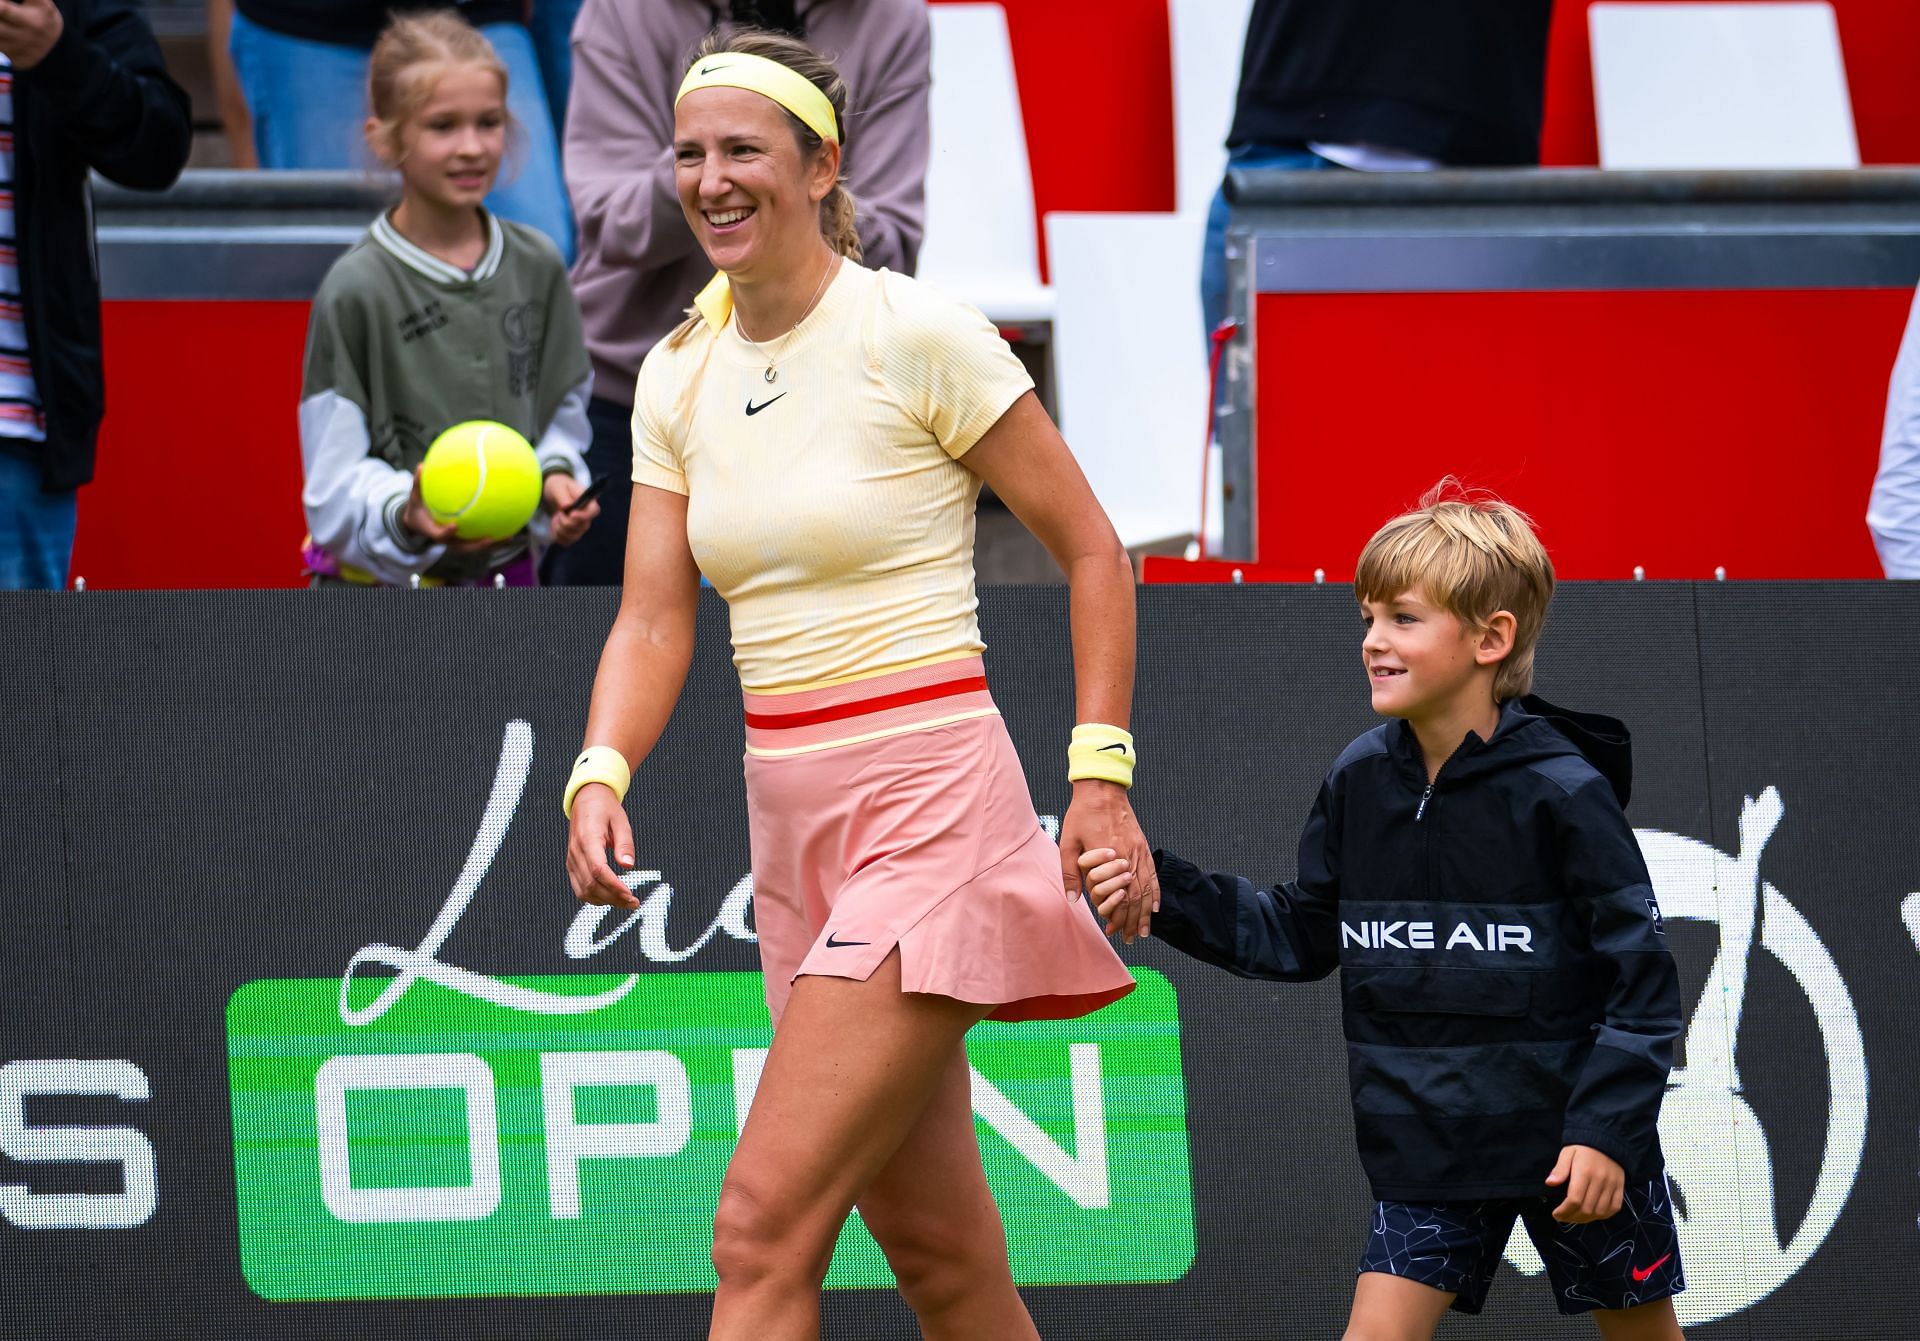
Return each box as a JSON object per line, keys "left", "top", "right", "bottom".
{"left": 1357, "top": 1173, "right": 1685, "bottom": 1315}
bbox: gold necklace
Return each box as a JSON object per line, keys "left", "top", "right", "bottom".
{"left": 737, "top": 254, "right": 836, "bottom": 384}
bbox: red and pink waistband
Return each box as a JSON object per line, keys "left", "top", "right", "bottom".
{"left": 742, "top": 656, "right": 999, "bottom": 756}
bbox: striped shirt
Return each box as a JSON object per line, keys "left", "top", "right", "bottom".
{"left": 0, "top": 55, "right": 43, "bottom": 443}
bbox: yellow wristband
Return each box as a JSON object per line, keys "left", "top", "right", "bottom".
{"left": 563, "top": 745, "right": 632, "bottom": 819}
{"left": 1067, "top": 723, "right": 1136, "bottom": 788}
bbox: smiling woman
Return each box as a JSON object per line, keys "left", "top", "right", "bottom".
{"left": 665, "top": 31, "right": 861, "bottom": 370}
{"left": 561, "top": 26, "right": 1154, "bottom": 1341}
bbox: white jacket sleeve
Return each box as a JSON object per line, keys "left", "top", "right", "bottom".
{"left": 534, "top": 376, "right": 593, "bottom": 482}
{"left": 299, "top": 389, "right": 447, "bottom": 585}
{"left": 1869, "top": 285, "right": 1920, "bottom": 578}
{"left": 526, "top": 376, "right": 594, "bottom": 549}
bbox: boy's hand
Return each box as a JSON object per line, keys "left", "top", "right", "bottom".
{"left": 1545, "top": 1144, "right": 1624, "bottom": 1223}
{"left": 1077, "top": 846, "right": 1152, "bottom": 943}
{"left": 1058, "top": 781, "right": 1158, "bottom": 944}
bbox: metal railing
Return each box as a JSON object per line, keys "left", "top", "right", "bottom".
{"left": 1217, "top": 167, "right": 1920, "bottom": 556}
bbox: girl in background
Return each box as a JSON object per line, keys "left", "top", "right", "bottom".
{"left": 299, "top": 11, "right": 596, "bottom": 588}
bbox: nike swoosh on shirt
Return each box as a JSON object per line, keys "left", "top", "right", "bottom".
{"left": 745, "top": 393, "right": 787, "bottom": 416}
{"left": 1631, "top": 1252, "right": 1673, "bottom": 1282}
{"left": 824, "top": 932, "right": 870, "bottom": 949}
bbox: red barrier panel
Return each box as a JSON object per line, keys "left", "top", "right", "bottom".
{"left": 75, "top": 302, "right": 309, "bottom": 590}
{"left": 1247, "top": 288, "right": 1911, "bottom": 580}
{"left": 92, "top": 288, "right": 1916, "bottom": 589}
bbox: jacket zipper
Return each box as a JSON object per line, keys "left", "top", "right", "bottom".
{"left": 1417, "top": 781, "right": 1436, "bottom": 903}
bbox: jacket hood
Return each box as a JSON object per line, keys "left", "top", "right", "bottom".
{"left": 1392, "top": 695, "right": 1634, "bottom": 807}
{"left": 1511, "top": 695, "right": 1634, "bottom": 807}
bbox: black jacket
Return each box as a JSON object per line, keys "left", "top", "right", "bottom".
{"left": 1229, "top": 0, "right": 1555, "bottom": 166}
{"left": 10, "top": 0, "right": 190, "bottom": 492}
{"left": 1153, "top": 697, "right": 1682, "bottom": 1200}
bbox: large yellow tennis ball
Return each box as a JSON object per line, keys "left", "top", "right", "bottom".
{"left": 419, "top": 421, "right": 543, "bottom": 540}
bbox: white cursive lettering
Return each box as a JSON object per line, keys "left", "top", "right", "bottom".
{"left": 339, "top": 721, "right": 757, "bottom": 1027}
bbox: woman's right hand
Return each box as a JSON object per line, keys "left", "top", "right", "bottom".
{"left": 566, "top": 785, "right": 641, "bottom": 909}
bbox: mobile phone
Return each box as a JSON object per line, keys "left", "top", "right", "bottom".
{"left": 562, "top": 474, "right": 611, "bottom": 515}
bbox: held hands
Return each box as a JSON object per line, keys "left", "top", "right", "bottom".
{"left": 564, "top": 784, "right": 640, "bottom": 910}
{"left": 1545, "top": 1144, "right": 1625, "bottom": 1223}
{"left": 542, "top": 473, "right": 599, "bottom": 547}
{"left": 1078, "top": 846, "right": 1150, "bottom": 941}
{"left": 1059, "top": 778, "right": 1158, "bottom": 943}
{"left": 0, "top": 0, "right": 64, "bottom": 71}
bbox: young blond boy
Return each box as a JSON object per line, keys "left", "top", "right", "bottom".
{"left": 1085, "top": 487, "right": 1686, "bottom": 1339}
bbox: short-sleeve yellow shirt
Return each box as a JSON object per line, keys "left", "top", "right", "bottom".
{"left": 632, "top": 263, "right": 1034, "bottom": 692}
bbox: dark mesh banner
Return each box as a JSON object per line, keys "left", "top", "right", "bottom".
{"left": 1, "top": 586, "right": 1913, "bottom": 1340}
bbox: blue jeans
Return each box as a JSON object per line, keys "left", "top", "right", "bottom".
{"left": 1199, "top": 143, "right": 1342, "bottom": 345}
{"left": 528, "top": 0, "right": 586, "bottom": 136}
{"left": 228, "top": 11, "right": 575, "bottom": 263}
{"left": 0, "top": 448, "right": 77, "bottom": 590}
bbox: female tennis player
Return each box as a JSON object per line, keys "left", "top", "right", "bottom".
{"left": 562, "top": 27, "right": 1154, "bottom": 1340}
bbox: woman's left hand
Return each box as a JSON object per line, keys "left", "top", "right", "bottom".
{"left": 543, "top": 474, "right": 599, "bottom": 547}
{"left": 1058, "top": 779, "right": 1159, "bottom": 944}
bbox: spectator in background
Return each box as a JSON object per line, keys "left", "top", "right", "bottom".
{"left": 1201, "top": 0, "right": 1556, "bottom": 342}
{"left": 227, "top": 0, "right": 576, "bottom": 262}
{"left": 547, "top": 0, "right": 928, "bottom": 586}
{"left": 206, "top": 0, "right": 258, "bottom": 168}
{"left": 0, "top": 0, "right": 191, "bottom": 590}
{"left": 528, "top": 0, "right": 583, "bottom": 137}
{"left": 1869, "top": 282, "right": 1920, "bottom": 577}
{"left": 299, "top": 12, "right": 595, "bottom": 589}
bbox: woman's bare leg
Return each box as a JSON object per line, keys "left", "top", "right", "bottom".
{"left": 707, "top": 951, "right": 994, "bottom": 1341}
{"left": 855, "top": 1045, "right": 1040, "bottom": 1339}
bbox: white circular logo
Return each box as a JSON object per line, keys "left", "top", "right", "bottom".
{"left": 1505, "top": 787, "right": 1868, "bottom": 1326}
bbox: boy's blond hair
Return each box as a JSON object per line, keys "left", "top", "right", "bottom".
{"left": 1354, "top": 480, "right": 1555, "bottom": 701}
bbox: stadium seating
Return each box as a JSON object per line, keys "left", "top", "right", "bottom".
{"left": 1170, "top": 0, "right": 1253, "bottom": 216}
{"left": 1041, "top": 0, "right": 1249, "bottom": 550}
{"left": 1590, "top": 1, "right": 1859, "bottom": 168}
{"left": 917, "top": 2, "right": 1053, "bottom": 325}
{"left": 1045, "top": 211, "right": 1210, "bottom": 549}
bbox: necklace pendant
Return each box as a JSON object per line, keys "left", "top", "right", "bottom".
{"left": 763, "top": 366, "right": 778, "bottom": 384}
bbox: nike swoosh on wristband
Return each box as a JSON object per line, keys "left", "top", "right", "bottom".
{"left": 1631, "top": 1252, "right": 1673, "bottom": 1282}
{"left": 824, "top": 932, "right": 870, "bottom": 948}
{"left": 1098, "top": 742, "right": 1129, "bottom": 754}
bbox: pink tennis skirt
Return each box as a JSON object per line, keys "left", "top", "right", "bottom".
{"left": 743, "top": 656, "right": 1136, "bottom": 1025}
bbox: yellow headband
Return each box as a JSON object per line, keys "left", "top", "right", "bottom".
{"left": 674, "top": 51, "right": 840, "bottom": 147}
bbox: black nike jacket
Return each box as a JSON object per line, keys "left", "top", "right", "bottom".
{"left": 1153, "top": 696, "right": 1683, "bottom": 1201}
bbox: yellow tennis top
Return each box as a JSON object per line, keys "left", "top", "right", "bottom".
{"left": 631, "top": 262, "right": 1035, "bottom": 692}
